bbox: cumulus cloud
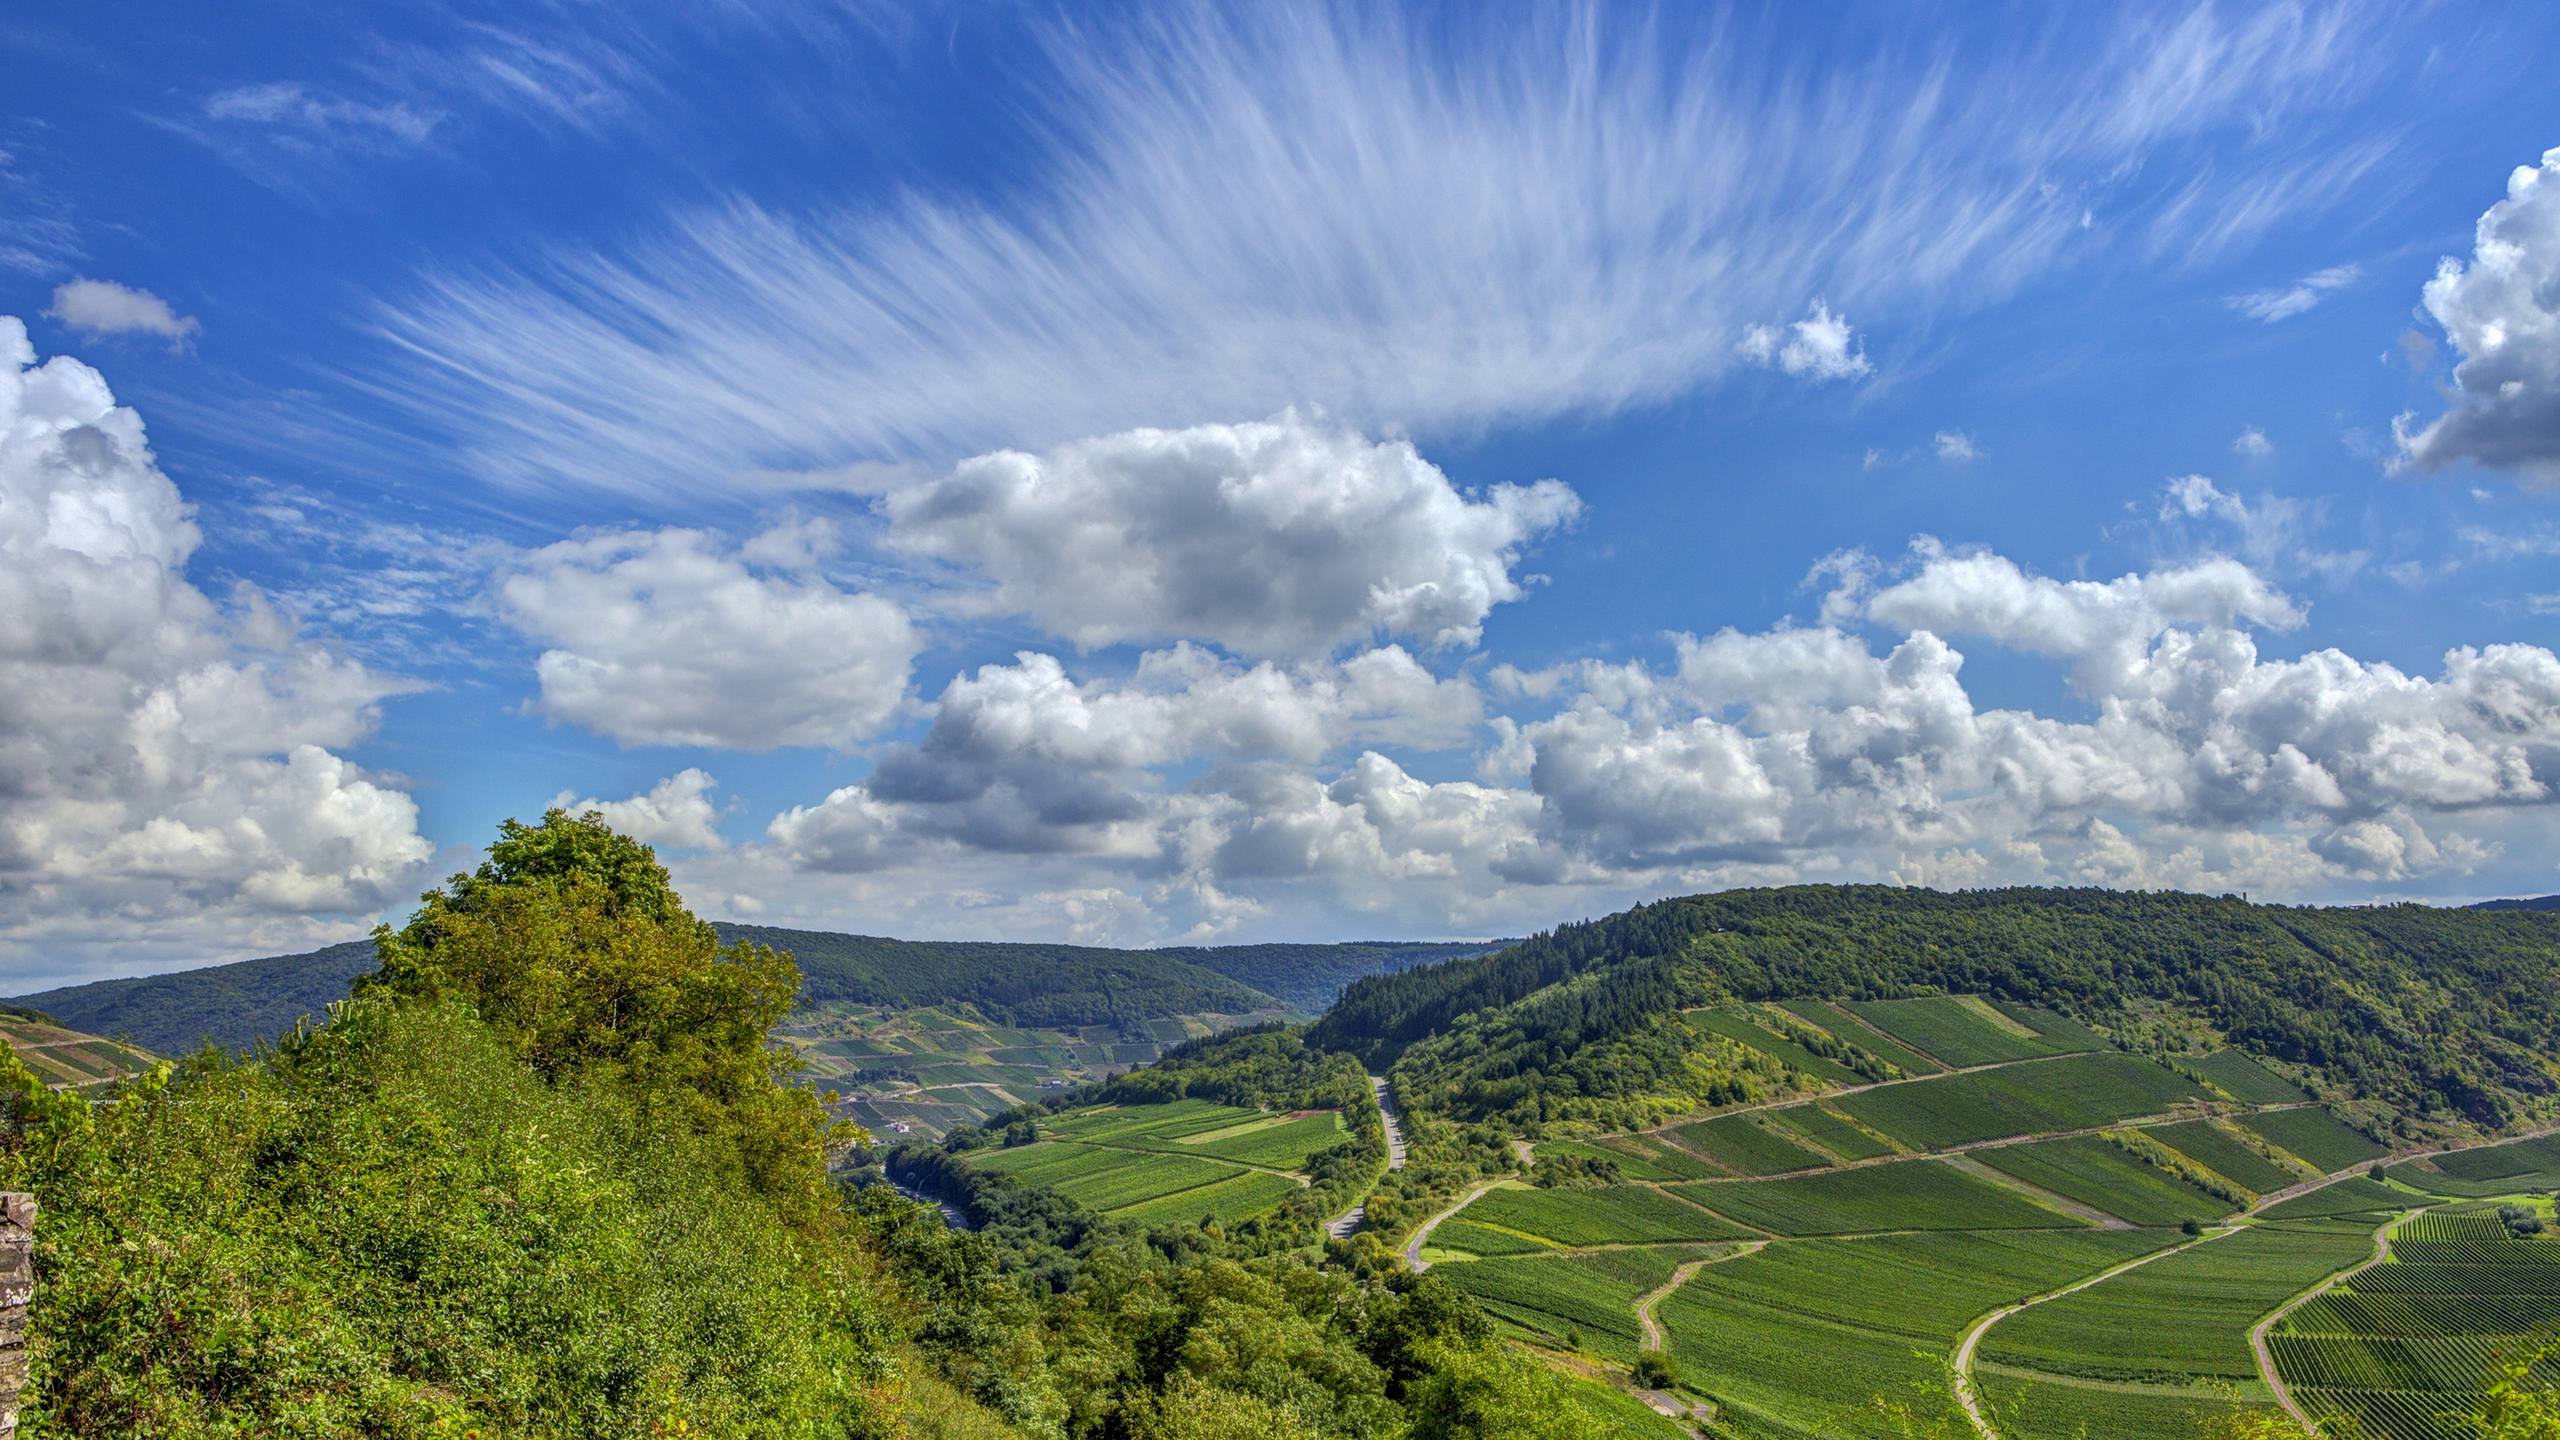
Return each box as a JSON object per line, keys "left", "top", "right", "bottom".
{"left": 0, "top": 317, "right": 431, "bottom": 985}
{"left": 2227, "top": 261, "right": 2360, "bottom": 322}
{"left": 1934, "top": 431, "right": 1982, "bottom": 462}
{"left": 2233, "top": 426, "right": 2273, "bottom": 457}
{"left": 363, "top": 4, "right": 2414, "bottom": 495}
{"left": 2395, "top": 147, "right": 2560, "bottom": 487}
{"left": 720, "top": 526, "right": 2560, "bottom": 945}
{"left": 46, "top": 279, "right": 200, "bottom": 347}
{"left": 496, "top": 524, "right": 921, "bottom": 751}
{"left": 880, "top": 412, "right": 1578, "bottom": 657}
{"left": 768, "top": 644, "right": 1484, "bottom": 869}
{"left": 1736, "top": 300, "right": 1870, "bottom": 381}
{"left": 552, "top": 768, "right": 725, "bottom": 850}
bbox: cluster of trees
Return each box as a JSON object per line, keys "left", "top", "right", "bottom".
{"left": 1318, "top": 887, "right": 2560, "bottom": 1134}
{"left": 0, "top": 811, "right": 901, "bottom": 1437}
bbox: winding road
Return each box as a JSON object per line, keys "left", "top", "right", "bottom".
{"left": 1323, "top": 1075, "right": 1409, "bottom": 1239}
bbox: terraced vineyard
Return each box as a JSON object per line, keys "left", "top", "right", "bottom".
{"left": 1409, "top": 996, "right": 2560, "bottom": 1440}
{"left": 0, "top": 1012, "right": 157, "bottom": 1089}
{"left": 783, "top": 1002, "right": 1282, "bottom": 1139}
{"left": 2271, "top": 1185, "right": 2560, "bottom": 1440}
{"left": 963, "top": 1096, "right": 1343, "bottom": 1226}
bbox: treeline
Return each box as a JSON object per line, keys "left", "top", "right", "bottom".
{"left": 1315, "top": 887, "right": 2560, "bottom": 1133}
{"left": 721, "top": 924, "right": 1280, "bottom": 1029}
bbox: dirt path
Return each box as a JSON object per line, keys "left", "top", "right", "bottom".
{"left": 1953, "top": 1226, "right": 2237, "bottom": 1439}
{"left": 1634, "top": 1242, "right": 1764, "bottom": 1351}
{"left": 1406, "top": 1178, "right": 1511, "bottom": 1272}
{"left": 2250, "top": 1207, "right": 2426, "bottom": 1430}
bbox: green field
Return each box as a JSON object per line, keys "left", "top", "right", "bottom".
{"left": 2184, "top": 1049, "right": 2313, "bottom": 1105}
{"left": 2143, "top": 1117, "right": 2308, "bottom": 1194}
{"left": 1668, "top": 1112, "right": 1832, "bottom": 1175}
{"left": 1457, "top": 1182, "right": 1752, "bottom": 1247}
{"left": 1686, "top": 1008, "right": 1868, "bottom": 1085}
{"left": 2261, "top": 1174, "right": 2411, "bottom": 1219}
{"left": 1832, "top": 1051, "right": 2210, "bottom": 1150}
{"left": 1767, "top": 1101, "right": 1902, "bottom": 1161}
{"left": 1440, "top": 1244, "right": 1731, "bottom": 1363}
{"left": 1974, "top": 1134, "right": 2233, "bottom": 1227}
{"left": 2274, "top": 1211, "right": 2560, "bottom": 1440}
{"left": 2236, "top": 1107, "right": 2388, "bottom": 1173}
{"left": 1429, "top": 1218, "right": 1558, "bottom": 1258}
{"left": 1776, "top": 999, "right": 1949, "bottom": 1075}
{"left": 1656, "top": 1229, "right": 2168, "bottom": 1439}
{"left": 1538, "top": 1132, "right": 1724, "bottom": 1182}
{"left": 963, "top": 1097, "right": 1342, "bottom": 1226}
{"left": 1673, "top": 1157, "right": 2082, "bottom": 1235}
{"left": 2388, "top": 1134, "right": 2560, "bottom": 1198}
{"left": 1841, "top": 995, "right": 2096, "bottom": 1068}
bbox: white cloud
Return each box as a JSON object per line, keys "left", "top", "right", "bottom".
{"left": 2395, "top": 147, "right": 2560, "bottom": 487}
{"left": 496, "top": 524, "right": 921, "bottom": 751}
{"left": 46, "top": 279, "right": 200, "bottom": 347}
{"left": 715, "top": 529, "right": 2560, "bottom": 945}
{"left": 770, "top": 643, "right": 1484, "bottom": 867}
{"left": 0, "top": 317, "right": 431, "bottom": 985}
{"left": 880, "top": 412, "right": 1578, "bottom": 657}
{"left": 552, "top": 768, "right": 725, "bottom": 851}
{"left": 2227, "top": 261, "right": 2360, "bottom": 322}
{"left": 203, "top": 82, "right": 443, "bottom": 146}
{"left": 2233, "top": 426, "right": 2273, "bottom": 457}
{"left": 2155, "top": 474, "right": 2364, "bottom": 582}
{"left": 1737, "top": 300, "right": 1870, "bottom": 381}
{"left": 361, "top": 4, "right": 2412, "bottom": 495}
{"left": 1934, "top": 431, "right": 1981, "bottom": 463}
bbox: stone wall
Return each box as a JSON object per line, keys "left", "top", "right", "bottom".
{"left": 0, "top": 1193, "right": 30, "bottom": 1438}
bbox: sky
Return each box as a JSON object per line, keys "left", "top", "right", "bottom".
{"left": 7, "top": 1, "right": 2560, "bottom": 990}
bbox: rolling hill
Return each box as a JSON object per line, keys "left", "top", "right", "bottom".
{"left": 10, "top": 925, "right": 1502, "bottom": 1060}
{"left": 1311, "top": 885, "right": 2560, "bottom": 1135}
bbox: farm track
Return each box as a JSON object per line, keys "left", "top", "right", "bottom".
{"left": 1951, "top": 1223, "right": 2238, "bottom": 1439}
{"left": 2250, "top": 1207, "right": 2426, "bottom": 1431}
{"left": 1635, "top": 1242, "right": 1764, "bottom": 1351}
{"left": 1947, "top": 1121, "right": 2560, "bottom": 1439}
{"left": 1405, "top": 1177, "right": 1513, "bottom": 1272}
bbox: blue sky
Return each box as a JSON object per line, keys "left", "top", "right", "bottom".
{"left": 7, "top": 1, "right": 2560, "bottom": 987}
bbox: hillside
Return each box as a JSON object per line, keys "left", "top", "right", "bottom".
{"left": 0, "top": 1006, "right": 157, "bottom": 1089}
{"left": 9, "top": 926, "right": 1501, "bottom": 1061}
{"left": 2471, "top": 894, "right": 2560, "bottom": 912}
{"left": 1310, "top": 886, "right": 2560, "bottom": 1136}
{"left": 11, "top": 939, "right": 380, "bottom": 1057}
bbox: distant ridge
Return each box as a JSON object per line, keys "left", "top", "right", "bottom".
{"left": 10, "top": 926, "right": 1507, "bottom": 1059}
{"left": 2469, "top": 895, "right": 2560, "bottom": 911}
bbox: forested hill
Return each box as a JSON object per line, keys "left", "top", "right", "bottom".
{"left": 1308, "top": 885, "right": 2560, "bottom": 1133}
{"left": 2473, "top": 894, "right": 2560, "bottom": 911}
{"left": 12, "top": 925, "right": 1499, "bottom": 1056}
{"left": 11, "top": 939, "right": 379, "bottom": 1057}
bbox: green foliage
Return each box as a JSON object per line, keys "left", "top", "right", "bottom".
{"left": 369, "top": 809, "right": 841, "bottom": 1223}
{"left": 2, "top": 997, "right": 899, "bottom": 1438}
